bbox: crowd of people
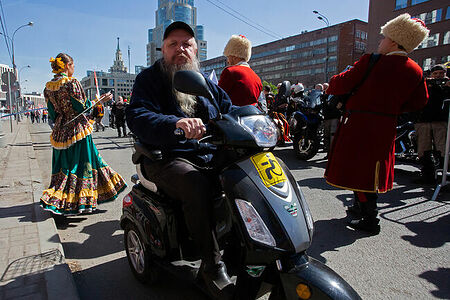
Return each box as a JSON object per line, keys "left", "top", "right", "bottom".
{"left": 35, "top": 12, "right": 449, "bottom": 300}
{"left": 24, "top": 108, "right": 48, "bottom": 124}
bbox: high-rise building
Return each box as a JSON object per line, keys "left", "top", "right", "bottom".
{"left": 201, "top": 19, "right": 368, "bottom": 87}
{"left": 368, "top": 0, "right": 450, "bottom": 71}
{"left": 146, "top": 0, "right": 207, "bottom": 66}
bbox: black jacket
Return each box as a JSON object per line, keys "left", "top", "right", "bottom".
{"left": 126, "top": 60, "right": 234, "bottom": 163}
{"left": 417, "top": 78, "right": 450, "bottom": 123}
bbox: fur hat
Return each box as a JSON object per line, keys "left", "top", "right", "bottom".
{"left": 223, "top": 35, "right": 252, "bottom": 62}
{"left": 380, "top": 13, "right": 429, "bottom": 53}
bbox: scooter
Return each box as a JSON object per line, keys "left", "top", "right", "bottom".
{"left": 120, "top": 71, "right": 361, "bottom": 299}
{"left": 289, "top": 89, "right": 323, "bottom": 160}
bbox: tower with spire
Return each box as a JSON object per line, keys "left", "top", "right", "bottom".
{"left": 109, "top": 37, "right": 128, "bottom": 73}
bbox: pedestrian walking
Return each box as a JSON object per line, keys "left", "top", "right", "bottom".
{"left": 112, "top": 96, "right": 127, "bottom": 137}
{"left": 324, "top": 14, "right": 429, "bottom": 234}
{"left": 92, "top": 101, "right": 105, "bottom": 131}
{"left": 35, "top": 110, "right": 41, "bottom": 123}
{"left": 40, "top": 53, "right": 126, "bottom": 215}
{"left": 42, "top": 109, "right": 48, "bottom": 123}
{"left": 30, "top": 110, "right": 35, "bottom": 124}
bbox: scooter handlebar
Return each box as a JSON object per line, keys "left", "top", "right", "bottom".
{"left": 173, "top": 125, "right": 209, "bottom": 138}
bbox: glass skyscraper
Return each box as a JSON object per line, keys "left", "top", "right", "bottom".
{"left": 146, "top": 0, "right": 207, "bottom": 66}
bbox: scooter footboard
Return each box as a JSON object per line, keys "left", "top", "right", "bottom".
{"left": 280, "top": 255, "right": 361, "bottom": 300}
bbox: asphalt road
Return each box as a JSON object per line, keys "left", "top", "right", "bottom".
{"left": 29, "top": 122, "right": 449, "bottom": 300}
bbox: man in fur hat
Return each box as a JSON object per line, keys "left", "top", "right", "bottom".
{"left": 324, "top": 14, "right": 429, "bottom": 234}
{"left": 126, "top": 21, "right": 235, "bottom": 298}
{"left": 219, "top": 34, "right": 263, "bottom": 107}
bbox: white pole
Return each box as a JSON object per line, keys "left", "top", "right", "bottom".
{"left": 432, "top": 99, "right": 450, "bottom": 200}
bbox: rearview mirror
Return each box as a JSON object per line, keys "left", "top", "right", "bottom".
{"left": 173, "top": 70, "right": 214, "bottom": 100}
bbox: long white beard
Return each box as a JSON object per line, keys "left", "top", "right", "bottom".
{"left": 174, "top": 90, "right": 197, "bottom": 117}
{"left": 161, "top": 56, "right": 200, "bottom": 117}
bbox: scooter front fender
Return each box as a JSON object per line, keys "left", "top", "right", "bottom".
{"left": 280, "top": 254, "right": 361, "bottom": 300}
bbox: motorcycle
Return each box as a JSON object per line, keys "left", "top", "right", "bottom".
{"left": 120, "top": 70, "right": 361, "bottom": 299}
{"left": 394, "top": 120, "right": 417, "bottom": 160}
{"left": 289, "top": 89, "right": 323, "bottom": 160}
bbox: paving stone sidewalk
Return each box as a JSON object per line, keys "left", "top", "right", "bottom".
{"left": 0, "top": 119, "right": 78, "bottom": 300}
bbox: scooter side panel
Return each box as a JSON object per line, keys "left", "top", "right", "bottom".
{"left": 235, "top": 153, "right": 311, "bottom": 253}
{"left": 220, "top": 167, "right": 295, "bottom": 255}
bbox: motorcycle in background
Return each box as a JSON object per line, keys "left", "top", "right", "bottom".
{"left": 289, "top": 89, "right": 323, "bottom": 160}
{"left": 395, "top": 120, "right": 417, "bottom": 160}
{"left": 269, "top": 81, "right": 291, "bottom": 146}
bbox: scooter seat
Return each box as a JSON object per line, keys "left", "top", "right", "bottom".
{"left": 133, "top": 142, "right": 162, "bottom": 164}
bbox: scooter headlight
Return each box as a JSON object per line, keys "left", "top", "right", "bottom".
{"left": 235, "top": 199, "right": 276, "bottom": 247}
{"left": 297, "top": 184, "right": 314, "bottom": 238}
{"left": 240, "top": 115, "right": 278, "bottom": 148}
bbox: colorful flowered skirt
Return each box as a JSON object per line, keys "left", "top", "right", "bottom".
{"left": 40, "top": 135, "right": 127, "bottom": 215}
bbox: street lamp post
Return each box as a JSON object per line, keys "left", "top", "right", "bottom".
{"left": 313, "top": 11, "right": 330, "bottom": 83}
{"left": 7, "top": 22, "right": 33, "bottom": 122}
{"left": 18, "top": 65, "right": 30, "bottom": 111}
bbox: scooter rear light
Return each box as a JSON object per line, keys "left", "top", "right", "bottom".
{"left": 123, "top": 193, "right": 133, "bottom": 208}
{"left": 235, "top": 199, "right": 276, "bottom": 247}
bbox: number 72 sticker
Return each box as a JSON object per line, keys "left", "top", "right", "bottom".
{"left": 251, "top": 152, "right": 287, "bottom": 187}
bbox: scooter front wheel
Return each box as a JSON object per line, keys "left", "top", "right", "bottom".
{"left": 293, "top": 135, "right": 319, "bottom": 160}
{"left": 124, "top": 223, "right": 159, "bottom": 284}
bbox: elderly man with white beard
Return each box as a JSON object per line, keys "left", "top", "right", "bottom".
{"left": 126, "top": 21, "right": 235, "bottom": 298}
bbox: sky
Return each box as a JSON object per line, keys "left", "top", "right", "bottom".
{"left": 0, "top": 0, "right": 369, "bottom": 93}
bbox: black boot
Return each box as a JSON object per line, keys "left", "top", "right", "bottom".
{"left": 347, "top": 193, "right": 362, "bottom": 217}
{"left": 199, "top": 261, "right": 234, "bottom": 299}
{"left": 414, "top": 151, "right": 437, "bottom": 184}
{"left": 347, "top": 197, "right": 380, "bottom": 235}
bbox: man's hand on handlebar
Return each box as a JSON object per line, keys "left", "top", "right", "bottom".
{"left": 176, "top": 118, "right": 206, "bottom": 139}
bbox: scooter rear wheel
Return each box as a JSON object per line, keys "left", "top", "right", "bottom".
{"left": 124, "top": 223, "right": 159, "bottom": 284}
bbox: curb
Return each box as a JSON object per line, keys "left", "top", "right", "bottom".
{"left": 26, "top": 122, "right": 79, "bottom": 300}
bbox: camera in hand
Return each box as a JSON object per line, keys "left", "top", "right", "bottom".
{"left": 427, "top": 77, "right": 448, "bottom": 87}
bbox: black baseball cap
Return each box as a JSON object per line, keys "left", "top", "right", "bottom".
{"left": 163, "top": 21, "right": 195, "bottom": 40}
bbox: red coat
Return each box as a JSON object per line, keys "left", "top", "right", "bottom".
{"left": 325, "top": 54, "right": 428, "bottom": 193}
{"left": 218, "top": 64, "right": 262, "bottom": 106}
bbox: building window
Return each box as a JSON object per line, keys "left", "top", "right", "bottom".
{"left": 109, "top": 79, "right": 115, "bottom": 86}
{"left": 395, "top": 0, "right": 407, "bottom": 10}
{"left": 444, "top": 31, "right": 450, "bottom": 45}
{"left": 328, "top": 35, "right": 338, "bottom": 42}
{"left": 355, "top": 30, "right": 367, "bottom": 40}
{"left": 422, "top": 58, "right": 435, "bottom": 70}
{"left": 355, "top": 41, "right": 366, "bottom": 51}
{"left": 418, "top": 33, "right": 440, "bottom": 49}
{"left": 102, "top": 79, "right": 108, "bottom": 86}
{"left": 411, "top": 0, "right": 429, "bottom": 5}
{"left": 447, "top": 6, "right": 450, "bottom": 19}
{"left": 414, "top": 9, "right": 442, "bottom": 25}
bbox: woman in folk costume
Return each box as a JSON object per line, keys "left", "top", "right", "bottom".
{"left": 41, "top": 53, "right": 127, "bottom": 215}
{"left": 219, "top": 34, "right": 263, "bottom": 107}
{"left": 324, "top": 14, "right": 429, "bottom": 234}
